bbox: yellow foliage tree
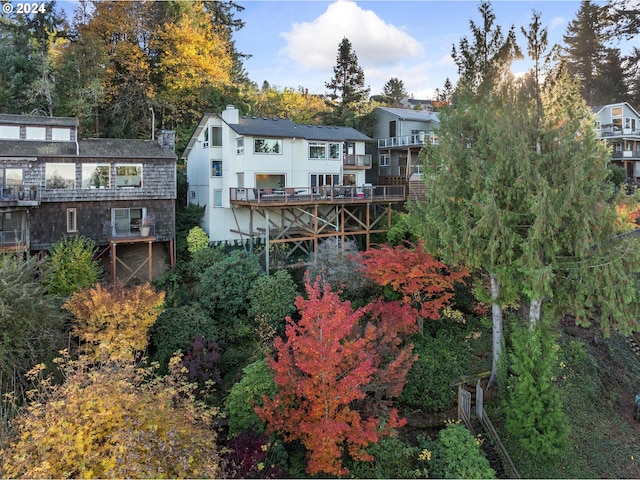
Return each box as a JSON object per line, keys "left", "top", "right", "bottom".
{"left": 255, "top": 86, "right": 330, "bottom": 124}
{"left": 0, "top": 354, "right": 222, "bottom": 478}
{"left": 63, "top": 283, "right": 165, "bottom": 363}
{"left": 153, "top": 4, "right": 233, "bottom": 123}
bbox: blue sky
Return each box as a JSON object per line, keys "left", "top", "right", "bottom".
{"left": 233, "top": 0, "right": 617, "bottom": 99}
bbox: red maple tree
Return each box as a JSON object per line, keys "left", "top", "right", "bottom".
{"left": 256, "top": 278, "right": 412, "bottom": 476}
{"left": 359, "top": 241, "right": 469, "bottom": 323}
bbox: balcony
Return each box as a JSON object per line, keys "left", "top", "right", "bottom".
{"left": 612, "top": 150, "right": 640, "bottom": 160}
{"left": 0, "top": 187, "right": 40, "bottom": 206}
{"left": 343, "top": 154, "right": 372, "bottom": 169}
{"left": 378, "top": 133, "right": 438, "bottom": 149}
{"left": 230, "top": 185, "right": 405, "bottom": 206}
{"left": 598, "top": 127, "right": 640, "bottom": 138}
{"left": 108, "top": 222, "right": 156, "bottom": 239}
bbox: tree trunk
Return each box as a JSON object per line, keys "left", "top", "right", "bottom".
{"left": 529, "top": 298, "right": 542, "bottom": 328}
{"left": 487, "top": 274, "right": 502, "bottom": 389}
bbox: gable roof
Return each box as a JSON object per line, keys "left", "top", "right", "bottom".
{"left": 181, "top": 111, "right": 373, "bottom": 159}
{"left": 591, "top": 102, "right": 640, "bottom": 118}
{"left": 375, "top": 106, "right": 439, "bottom": 123}
{"left": 229, "top": 116, "right": 372, "bottom": 142}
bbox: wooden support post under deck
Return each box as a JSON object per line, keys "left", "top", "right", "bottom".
{"left": 148, "top": 240, "right": 153, "bottom": 282}
{"left": 366, "top": 205, "right": 371, "bottom": 250}
{"left": 110, "top": 243, "right": 116, "bottom": 286}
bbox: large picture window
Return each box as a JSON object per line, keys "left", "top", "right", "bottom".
{"left": 82, "top": 164, "right": 110, "bottom": 189}
{"left": 254, "top": 138, "right": 282, "bottom": 154}
{"left": 115, "top": 165, "right": 142, "bottom": 188}
{"left": 46, "top": 163, "right": 75, "bottom": 189}
{"left": 309, "top": 142, "right": 326, "bottom": 159}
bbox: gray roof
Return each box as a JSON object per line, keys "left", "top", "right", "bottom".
{"left": 0, "top": 138, "right": 175, "bottom": 159}
{"left": 376, "top": 106, "right": 439, "bottom": 123}
{"left": 0, "top": 114, "right": 78, "bottom": 127}
{"left": 229, "top": 116, "right": 372, "bottom": 142}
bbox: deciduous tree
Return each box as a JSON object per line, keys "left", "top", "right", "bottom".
{"left": 0, "top": 354, "right": 223, "bottom": 478}
{"left": 359, "top": 241, "right": 469, "bottom": 331}
{"left": 257, "top": 279, "right": 410, "bottom": 476}
{"left": 63, "top": 283, "right": 165, "bottom": 363}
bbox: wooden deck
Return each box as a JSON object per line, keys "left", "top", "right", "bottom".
{"left": 230, "top": 185, "right": 405, "bottom": 207}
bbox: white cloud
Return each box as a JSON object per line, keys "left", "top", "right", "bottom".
{"left": 549, "top": 16, "right": 565, "bottom": 30}
{"left": 280, "top": 0, "right": 423, "bottom": 71}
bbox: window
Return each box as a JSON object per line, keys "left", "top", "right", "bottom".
{"left": 254, "top": 138, "right": 282, "bottom": 154}
{"left": 211, "top": 126, "right": 222, "bottom": 147}
{"left": 1, "top": 168, "right": 22, "bottom": 190}
{"left": 211, "top": 160, "right": 222, "bottom": 177}
{"left": 203, "top": 127, "right": 209, "bottom": 148}
{"left": 236, "top": 137, "right": 244, "bottom": 154}
{"left": 613, "top": 118, "right": 623, "bottom": 131}
{"left": 82, "top": 164, "right": 110, "bottom": 188}
{"left": 237, "top": 173, "right": 245, "bottom": 188}
{"left": 213, "top": 189, "right": 223, "bottom": 207}
{"left": 111, "top": 207, "right": 145, "bottom": 236}
{"left": 611, "top": 106, "right": 623, "bottom": 117}
{"left": 46, "top": 163, "right": 75, "bottom": 189}
{"left": 379, "top": 154, "right": 389, "bottom": 167}
{"left": 329, "top": 143, "right": 341, "bottom": 160}
{"left": 115, "top": 165, "right": 142, "bottom": 188}
{"left": 66, "top": 208, "right": 77, "bottom": 233}
{"left": 0, "top": 211, "right": 26, "bottom": 246}
{"left": 309, "top": 142, "right": 326, "bottom": 159}
{"left": 190, "top": 190, "right": 196, "bottom": 200}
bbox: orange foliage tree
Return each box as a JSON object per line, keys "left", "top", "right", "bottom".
{"left": 63, "top": 283, "right": 165, "bottom": 363}
{"left": 256, "top": 278, "right": 415, "bottom": 476}
{"left": 359, "top": 241, "right": 469, "bottom": 330}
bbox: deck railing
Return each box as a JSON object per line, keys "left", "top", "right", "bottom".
{"left": 230, "top": 185, "right": 405, "bottom": 204}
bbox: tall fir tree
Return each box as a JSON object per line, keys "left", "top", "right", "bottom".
{"left": 381, "top": 77, "right": 407, "bottom": 107}
{"left": 325, "top": 37, "right": 370, "bottom": 126}
{"left": 413, "top": 0, "right": 522, "bottom": 388}
{"left": 562, "top": 0, "right": 625, "bottom": 105}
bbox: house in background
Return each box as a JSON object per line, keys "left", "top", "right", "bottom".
{"left": 371, "top": 106, "right": 439, "bottom": 201}
{"left": 182, "top": 105, "right": 405, "bottom": 267}
{"left": 593, "top": 103, "right": 640, "bottom": 182}
{"left": 0, "top": 114, "right": 176, "bottom": 284}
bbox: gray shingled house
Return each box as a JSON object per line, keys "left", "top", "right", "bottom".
{"left": 0, "top": 114, "right": 176, "bottom": 283}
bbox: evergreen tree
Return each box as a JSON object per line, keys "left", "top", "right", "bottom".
{"left": 414, "top": 0, "right": 522, "bottom": 388}
{"left": 325, "top": 37, "right": 370, "bottom": 126}
{"left": 505, "top": 319, "right": 569, "bottom": 458}
{"left": 562, "top": 0, "right": 621, "bottom": 105}
{"left": 381, "top": 77, "right": 407, "bottom": 107}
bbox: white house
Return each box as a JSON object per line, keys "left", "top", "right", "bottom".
{"left": 183, "top": 105, "right": 404, "bottom": 252}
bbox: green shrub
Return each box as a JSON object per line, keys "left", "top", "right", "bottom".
{"left": 224, "top": 359, "right": 277, "bottom": 435}
{"left": 400, "top": 329, "right": 472, "bottom": 413}
{"left": 347, "top": 434, "right": 420, "bottom": 479}
{"left": 149, "top": 303, "right": 216, "bottom": 371}
{"left": 0, "top": 254, "right": 64, "bottom": 395}
{"left": 196, "top": 250, "right": 264, "bottom": 343}
{"left": 505, "top": 321, "right": 568, "bottom": 459}
{"left": 431, "top": 422, "right": 496, "bottom": 479}
{"left": 248, "top": 270, "right": 298, "bottom": 333}
{"left": 44, "top": 235, "right": 102, "bottom": 297}
{"left": 186, "top": 226, "right": 210, "bottom": 256}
